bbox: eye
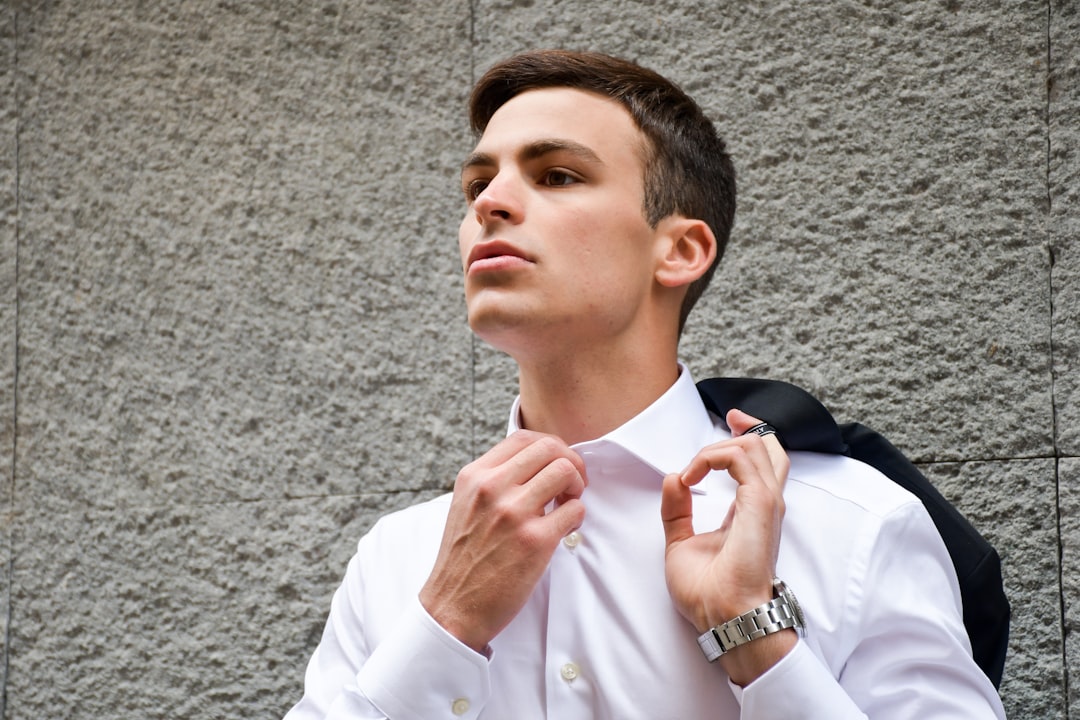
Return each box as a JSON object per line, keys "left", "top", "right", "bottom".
{"left": 463, "top": 177, "right": 490, "bottom": 202}
{"left": 541, "top": 170, "right": 579, "bottom": 187}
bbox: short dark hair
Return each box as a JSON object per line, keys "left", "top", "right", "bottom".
{"left": 469, "top": 49, "right": 736, "bottom": 333}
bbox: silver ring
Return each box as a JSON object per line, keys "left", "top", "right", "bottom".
{"left": 742, "top": 422, "right": 777, "bottom": 438}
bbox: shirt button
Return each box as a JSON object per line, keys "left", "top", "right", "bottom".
{"left": 563, "top": 531, "right": 582, "bottom": 549}
{"left": 451, "top": 698, "right": 470, "bottom": 715}
{"left": 561, "top": 662, "right": 580, "bottom": 682}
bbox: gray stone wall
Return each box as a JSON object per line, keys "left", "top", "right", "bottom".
{"left": 0, "top": 0, "right": 1074, "bottom": 717}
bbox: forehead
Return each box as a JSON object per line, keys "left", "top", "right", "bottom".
{"left": 470, "top": 87, "right": 647, "bottom": 167}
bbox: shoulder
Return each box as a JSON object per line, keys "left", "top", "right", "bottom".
{"left": 337, "top": 493, "right": 454, "bottom": 623}
{"left": 785, "top": 450, "right": 922, "bottom": 520}
{"left": 777, "top": 452, "right": 965, "bottom": 669}
{"left": 778, "top": 450, "right": 949, "bottom": 602}
{"left": 360, "top": 492, "right": 453, "bottom": 552}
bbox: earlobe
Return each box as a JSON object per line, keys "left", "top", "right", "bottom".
{"left": 654, "top": 217, "right": 717, "bottom": 288}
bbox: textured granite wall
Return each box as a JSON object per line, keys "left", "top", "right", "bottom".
{"left": 1, "top": 1, "right": 1075, "bottom": 717}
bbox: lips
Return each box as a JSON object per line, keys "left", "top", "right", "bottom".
{"left": 466, "top": 240, "right": 533, "bottom": 273}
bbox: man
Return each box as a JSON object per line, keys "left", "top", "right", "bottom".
{"left": 287, "top": 50, "right": 1006, "bottom": 718}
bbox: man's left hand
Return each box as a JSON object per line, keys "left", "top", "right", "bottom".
{"left": 660, "top": 408, "right": 795, "bottom": 685}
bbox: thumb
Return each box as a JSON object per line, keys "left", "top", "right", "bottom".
{"left": 660, "top": 472, "right": 695, "bottom": 547}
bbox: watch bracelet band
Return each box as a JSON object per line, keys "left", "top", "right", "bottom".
{"left": 697, "top": 586, "right": 802, "bottom": 663}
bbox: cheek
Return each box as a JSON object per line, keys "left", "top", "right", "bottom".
{"left": 458, "top": 214, "right": 476, "bottom": 268}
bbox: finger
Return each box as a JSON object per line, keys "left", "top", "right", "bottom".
{"left": 734, "top": 431, "right": 785, "bottom": 496}
{"left": 544, "top": 496, "right": 586, "bottom": 537}
{"left": 764, "top": 435, "right": 790, "bottom": 488}
{"left": 680, "top": 444, "right": 784, "bottom": 562}
{"left": 729, "top": 428, "right": 777, "bottom": 487}
{"left": 725, "top": 408, "right": 767, "bottom": 437}
{"left": 521, "top": 456, "right": 587, "bottom": 511}
{"left": 474, "top": 429, "right": 587, "bottom": 481}
{"left": 726, "top": 408, "right": 790, "bottom": 489}
{"left": 680, "top": 442, "right": 777, "bottom": 502}
{"left": 496, "top": 434, "right": 588, "bottom": 490}
{"left": 660, "top": 472, "right": 696, "bottom": 546}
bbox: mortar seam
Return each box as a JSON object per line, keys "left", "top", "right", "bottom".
{"left": 1, "top": 5, "right": 19, "bottom": 716}
{"left": 468, "top": 0, "right": 477, "bottom": 462}
{"left": 1046, "top": 0, "right": 1070, "bottom": 715}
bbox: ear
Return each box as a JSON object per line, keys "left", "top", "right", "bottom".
{"left": 654, "top": 216, "right": 717, "bottom": 288}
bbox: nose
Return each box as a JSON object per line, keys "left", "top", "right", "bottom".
{"left": 472, "top": 173, "right": 523, "bottom": 225}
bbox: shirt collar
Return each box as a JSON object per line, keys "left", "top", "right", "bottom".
{"left": 506, "top": 362, "right": 723, "bottom": 485}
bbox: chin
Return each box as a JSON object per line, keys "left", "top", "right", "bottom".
{"left": 466, "top": 292, "right": 522, "bottom": 331}
{"left": 467, "top": 308, "right": 544, "bottom": 358}
{"left": 468, "top": 311, "right": 516, "bottom": 345}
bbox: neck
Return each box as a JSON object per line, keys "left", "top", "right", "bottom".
{"left": 514, "top": 340, "right": 680, "bottom": 446}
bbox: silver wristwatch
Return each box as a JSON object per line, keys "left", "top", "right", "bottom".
{"left": 697, "top": 578, "right": 806, "bottom": 663}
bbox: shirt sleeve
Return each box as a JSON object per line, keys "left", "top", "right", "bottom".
{"left": 283, "top": 544, "right": 493, "bottom": 720}
{"left": 352, "top": 598, "right": 491, "bottom": 719}
{"left": 734, "top": 501, "right": 1006, "bottom": 719}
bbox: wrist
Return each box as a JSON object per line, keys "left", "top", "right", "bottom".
{"left": 418, "top": 587, "right": 493, "bottom": 654}
{"left": 700, "top": 586, "right": 775, "bottom": 633}
{"left": 696, "top": 578, "right": 806, "bottom": 682}
{"left": 718, "top": 628, "right": 798, "bottom": 686}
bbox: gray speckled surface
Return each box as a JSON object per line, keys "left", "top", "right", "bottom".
{"left": 1061, "top": 458, "right": 1080, "bottom": 718}
{"left": 2, "top": 6, "right": 17, "bottom": 707}
{"left": 928, "top": 458, "right": 1065, "bottom": 718}
{"left": 1, "top": 0, "right": 1074, "bottom": 716}
{"left": 1052, "top": 0, "right": 1079, "bottom": 456}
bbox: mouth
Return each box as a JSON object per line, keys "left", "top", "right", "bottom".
{"left": 466, "top": 240, "right": 533, "bottom": 273}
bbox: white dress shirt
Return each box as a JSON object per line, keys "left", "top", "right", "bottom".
{"left": 286, "top": 365, "right": 1006, "bottom": 719}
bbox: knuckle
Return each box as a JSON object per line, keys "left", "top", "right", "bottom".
{"left": 490, "top": 495, "right": 523, "bottom": 528}
{"left": 534, "top": 435, "right": 564, "bottom": 456}
{"left": 455, "top": 458, "right": 481, "bottom": 485}
{"left": 565, "top": 501, "right": 586, "bottom": 527}
{"left": 509, "top": 428, "right": 536, "bottom": 443}
{"left": 471, "top": 472, "right": 503, "bottom": 504}
{"left": 740, "top": 432, "right": 764, "bottom": 447}
{"left": 516, "top": 524, "right": 547, "bottom": 553}
{"left": 727, "top": 445, "right": 749, "bottom": 463}
{"left": 549, "top": 456, "right": 577, "bottom": 479}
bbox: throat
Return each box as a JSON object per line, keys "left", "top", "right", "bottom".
{"left": 516, "top": 359, "right": 680, "bottom": 445}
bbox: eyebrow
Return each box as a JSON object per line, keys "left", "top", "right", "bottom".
{"left": 460, "top": 139, "right": 605, "bottom": 175}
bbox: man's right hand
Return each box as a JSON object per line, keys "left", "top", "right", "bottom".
{"left": 418, "top": 430, "right": 588, "bottom": 653}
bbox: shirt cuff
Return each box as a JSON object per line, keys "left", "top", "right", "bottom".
{"left": 730, "top": 640, "right": 865, "bottom": 719}
{"left": 355, "top": 596, "right": 492, "bottom": 720}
